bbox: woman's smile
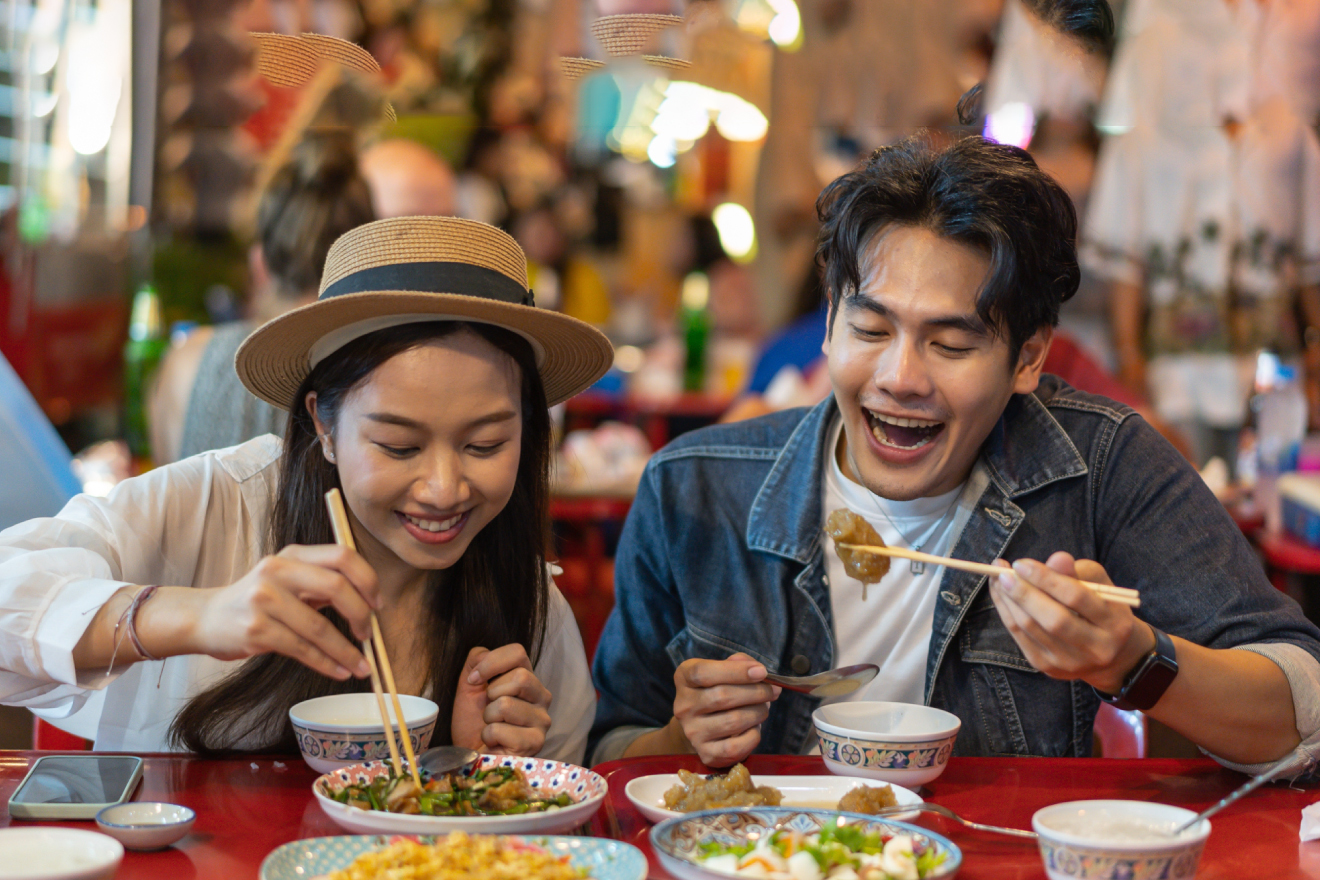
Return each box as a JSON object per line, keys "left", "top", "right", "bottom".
{"left": 397, "top": 509, "right": 470, "bottom": 544}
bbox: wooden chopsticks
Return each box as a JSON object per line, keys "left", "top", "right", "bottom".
{"left": 324, "top": 488, "right": 425, "bottom": 789}
{"left": 836, "top": 542, "right": 1142, "bottom": 607}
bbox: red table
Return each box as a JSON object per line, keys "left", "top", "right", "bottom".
{"left": 587, "top": 755, "right": 1320, "bottom": 880}
{"left": 0, "top": 752, "right": 340, "bottom": 878}
{"left": 0, "top": 752, "right": 1315, "bottom": 878}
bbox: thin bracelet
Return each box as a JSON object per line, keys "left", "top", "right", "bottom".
{"left": 125, "top": 585, "right": 160, "bottom": 662}
{"left": 103, "top": 593, "right": 137, "bottom": 678}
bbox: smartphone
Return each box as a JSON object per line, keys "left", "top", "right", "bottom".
{"left": 8, "top": 755, "right": 143, "bottom": 820}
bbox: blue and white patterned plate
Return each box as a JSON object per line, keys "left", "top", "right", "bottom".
{"left": 260, "top": 834, "right": 647, "bottom": 880}
{"left": 651, "top": 807, "right": 962, "bottom": 880}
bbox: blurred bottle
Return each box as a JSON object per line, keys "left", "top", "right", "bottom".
{"left": 680, "top": 271, "right": 710, "bottom": 393}
{"left": 1256, "top": 363, "right": 1308, "bottom": 533}
{"left": 123, "top": 284, "right": 168, "bottom": 462}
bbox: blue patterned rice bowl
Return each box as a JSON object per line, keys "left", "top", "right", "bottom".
{"left": 1032, "top": 800, "right": 1210, "bottom": 880}
{"left": 814, "top": 702, "right": 961, "bottom": 786}
{"left": 289, "top": 693, "right": 439, "bottom": 774}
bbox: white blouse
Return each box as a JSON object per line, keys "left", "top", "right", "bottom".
{"left": 0, "top": 435, "right": 596, "bottom": 764}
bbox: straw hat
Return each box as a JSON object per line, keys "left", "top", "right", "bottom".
{"left": 235, "top": 216, "right": 614, "bottom": 408}
{"left": 558, "top": 57, "right": 606, "bottom": 81}
{"left": 250, "top": 32, "right": 396, "bottom": 121}
{"left": 642, "top": 55, "right": 692, "bottom": 73}
{"left": 558, "top": 55, "right": 690, "bottom": 80}
{"left": 590, "top": 13, "right": 683, "bottom": 56}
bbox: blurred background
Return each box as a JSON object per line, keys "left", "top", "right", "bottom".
{"left": 2, "top": 0, "right": 1319, "bottom": 753}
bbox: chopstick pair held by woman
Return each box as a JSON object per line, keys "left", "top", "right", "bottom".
{"left": 0, "top": 217, "right": 613, "bottom": 763}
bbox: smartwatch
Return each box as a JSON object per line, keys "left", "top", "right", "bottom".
{"left": 1094, "top": 626, "right": 1178, "bottom": 711}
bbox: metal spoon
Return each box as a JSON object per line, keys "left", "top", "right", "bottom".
{"left": 415, "top": 746, "right": 480, "bottom": 777}
{"left": 764, "top": 663, "right": 879, "bottom": 698}
{"left": 867, "top": 801, "right": 1038, "bottom": 839}
{"left": 1171, "top": 728, "right": 1320, "bottom": 835}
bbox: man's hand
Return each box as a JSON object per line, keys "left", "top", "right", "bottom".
{"left": 451, "top": 644, "right": 553, "bottom": 757}
{"left": 989, "top": 552, "right": 1154, "bottom": 694}
{"left": 672, "top": 652, "right": 782, "bottom": 767}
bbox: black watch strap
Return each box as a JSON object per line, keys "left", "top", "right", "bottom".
{"left": 1094, "top": 626, "right": 1178, "bottom": 712}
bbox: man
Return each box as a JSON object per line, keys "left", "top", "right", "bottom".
{"left": 590, "top": 136, "right": 1320, "bottom": 773}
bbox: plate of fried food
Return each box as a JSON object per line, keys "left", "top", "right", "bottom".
{"left": 313, "top": 754, "right": 608, "bottom": 835}
{"left": 624, "top": 763, "right": 922, "bottom": 825}
{"left": 259, "top": 832, "right": 647, "bottom": 880}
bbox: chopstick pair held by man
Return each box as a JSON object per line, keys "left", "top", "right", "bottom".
{"left": 0, "top": 216, "right": 612, "bottom": 765}
{"left": 589, "top": 134, "right": 1320, "bottom": 779}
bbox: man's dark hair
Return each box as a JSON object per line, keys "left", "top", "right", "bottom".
{"left": 1021, "top": 0, "right": 1115, "bottom": 53}
{"left": 816, "top": 134, "right": 1079, "bottom": 359}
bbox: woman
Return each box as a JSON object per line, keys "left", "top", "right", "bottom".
{"left": 0, "top": 216, "right": 614, "bottom": 763}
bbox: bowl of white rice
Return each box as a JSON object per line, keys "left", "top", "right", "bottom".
{"left": 1032, "top": 800, "right": 1210, "bottom": 880}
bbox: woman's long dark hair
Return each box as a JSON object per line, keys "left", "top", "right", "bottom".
{"left": 171, "top": 320, "right": 551, "bottom": 754}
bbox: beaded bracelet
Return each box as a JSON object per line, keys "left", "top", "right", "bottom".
{"left": 125, "top": 585, "right": 160, "bottom": 662}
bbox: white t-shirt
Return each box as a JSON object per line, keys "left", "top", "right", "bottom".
{"left": 821, "top": 418, "right": 985, "bottom": 705}
{"left": 0, "top": 435, "right": 595, "bottom": 763}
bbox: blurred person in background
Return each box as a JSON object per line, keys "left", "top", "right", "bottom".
{"left": 359, "top": 138, "right": 457, "bottom": 219}
{"left": 149, "top": 131, "right": 376, "bottom": 465}
{"left": 151, "top": 135, "right": 461, "bottom": 465}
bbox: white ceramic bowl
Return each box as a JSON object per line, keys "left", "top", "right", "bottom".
{"left": 313, "top": 754, "right": 609, "bottom": 835}
{"left": 813, "top": 701, "right": 961, "bottom": 786}
{"left": 0, "top": 827, "right": 123, "bottom": 880}
{"left": 624, "top": 773, "right": 923, "bottom": 824}
{"left": 1032, "top": 800, "right": 1210, "bottom": 880}
{"left": 95, "top": 802, "right": 195, "bottom": 851}
{"left": 289, "top": 693, "right": 439, "bottom": 774}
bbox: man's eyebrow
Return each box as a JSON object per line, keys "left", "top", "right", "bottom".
{"left": 844, "top": 294, "right": 989, "bottom": 337}
{"left": 364, "top": 410, "right": 518, "bottom": 429}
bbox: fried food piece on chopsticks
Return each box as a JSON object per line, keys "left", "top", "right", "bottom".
{"left": 826, "top": 509, "right": 890, "bottom": 598}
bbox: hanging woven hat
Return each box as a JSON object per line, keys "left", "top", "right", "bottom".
{"left": 590, "top": 13, "right": 683, "bottom": 56}
{"left": 558, "top": 57, "right": 606, "bottom": 81}
{"left": 557, "top": 54, "right": 689, "bottom": 81}
{"left": 250, "top": 32, "right": 396, "bottom": 121}
{"left": 643, "top": 55, "right": 692, "bottom": 73}
{"left": 236, "top": 216, "right": 614, "bottom": 408}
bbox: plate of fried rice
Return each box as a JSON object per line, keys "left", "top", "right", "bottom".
{"left": 259, "top": 833, "right": 647, "bottom": 880}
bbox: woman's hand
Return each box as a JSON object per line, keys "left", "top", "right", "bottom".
{"left": 989, "top": 552, "right": 1153, "bottom": 694}
{"left": 184, "top": 544, "right": 379, "bottom": 680}
{"left": 451, "top": 644, "right": 552, "bottom": 757}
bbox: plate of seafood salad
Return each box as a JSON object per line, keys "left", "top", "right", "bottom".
{"left": 652, "top": 808, "right": 960, "bottom": 880}
{"left": 313, "top": 755, "right": 608, "bottom": 835}
{"left": 258, "top": 833, "right": 648, "bottom": 880}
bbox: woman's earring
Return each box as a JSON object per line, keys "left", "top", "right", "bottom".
{"left": 319, "top": 435, "right": 335, "bottom": 462}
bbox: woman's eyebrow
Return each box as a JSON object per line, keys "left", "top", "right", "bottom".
{"left": 364, "top": 410, "right": 518, "bottom": 429}
{"left": 365, "top": 412, "right": 425, "bottom": 429}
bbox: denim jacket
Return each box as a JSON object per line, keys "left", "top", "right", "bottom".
{"left": 589, "top": 376, "right": 1320, "bottom": 762}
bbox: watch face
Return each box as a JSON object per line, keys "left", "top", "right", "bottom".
{"left": 1123, "top": 655, "right": 1178, "bottom": 712}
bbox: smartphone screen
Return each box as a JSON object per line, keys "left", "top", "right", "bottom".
{"left": 11, "top": 756, "right": 141, "bottom": 805}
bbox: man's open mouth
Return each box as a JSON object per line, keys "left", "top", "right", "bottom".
{"left": 865, "top": 409, "right": 945, "bottom": 450}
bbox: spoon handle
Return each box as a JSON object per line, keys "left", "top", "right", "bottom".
{"left": 1172, "top": 756, "right": 1301, "bottom": 834}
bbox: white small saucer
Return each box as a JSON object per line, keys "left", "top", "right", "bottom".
{"left": 95, "top": 802, "right": 195, "bottom": 851}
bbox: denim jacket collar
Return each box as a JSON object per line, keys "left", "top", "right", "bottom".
{"left": 744, "top": 390, "right": 1089, "bottom": 560}
{"left": 980, "top": 392, "right": 1089, "bottom": 498}
{"left": 746, "top": 397, "right": 838, "bottom": 563}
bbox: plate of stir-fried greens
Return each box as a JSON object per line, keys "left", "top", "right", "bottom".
{"left": 313, "top": 755, "right": 608, "bottom": 835}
